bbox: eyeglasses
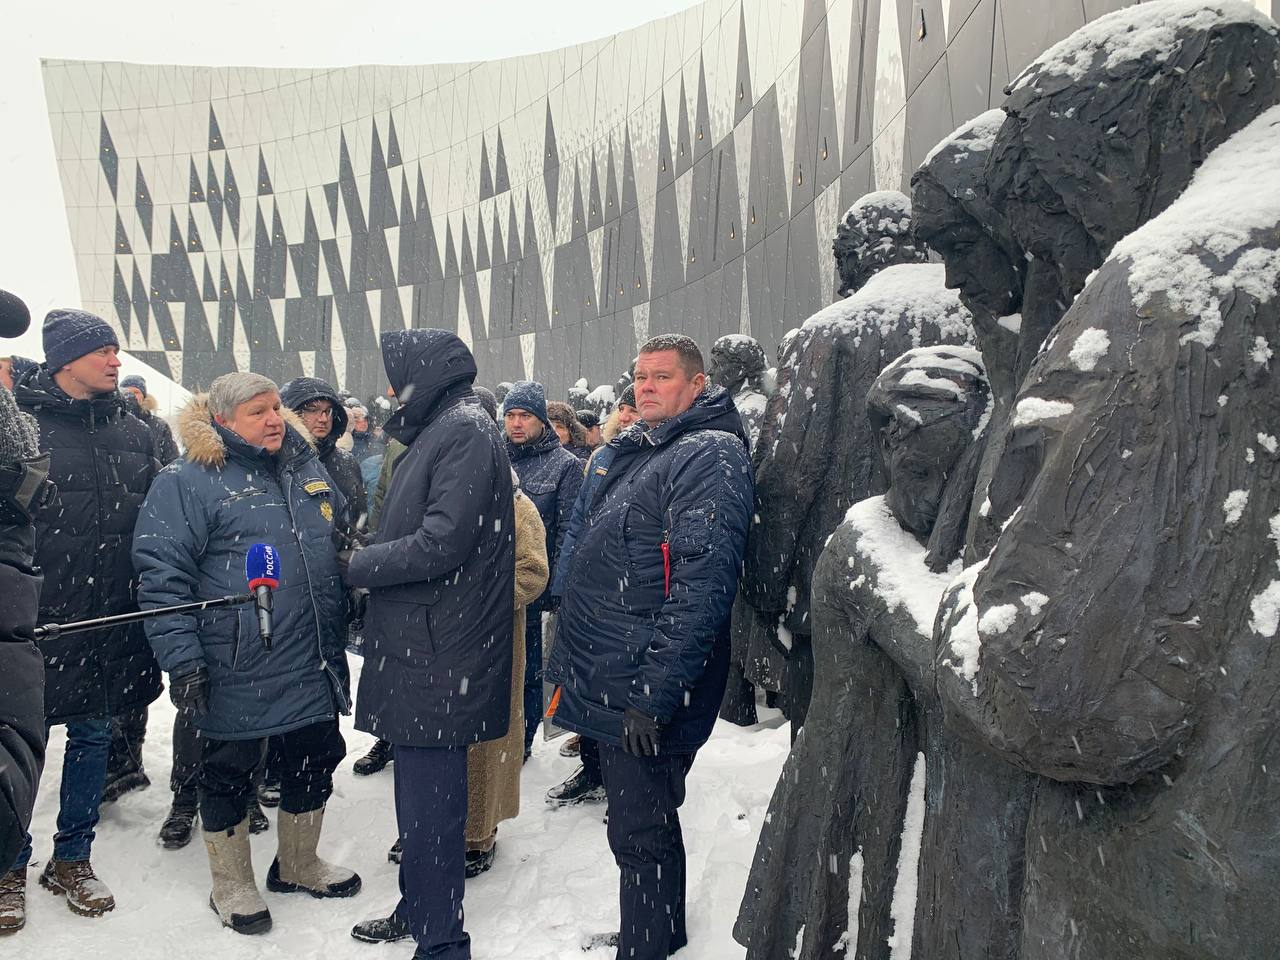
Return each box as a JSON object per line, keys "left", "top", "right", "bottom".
{"left": 299, "top": 403, "right": 333, "bottom": 418}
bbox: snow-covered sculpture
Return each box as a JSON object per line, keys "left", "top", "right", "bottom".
{"left": 833, "top": 191, "right": 930, "bottom": 298}
{"left": 736, "top": 345, "right": 991, "bottom": 960}
{"left": 937, "top": 99, "right": 1280, "bottom": 960}
{"left": 709, "top": 334, "right": 769, "bottom": 447}
{"left": 735, "top": 192, "right": 943, "bottom": 728}
{"left": 493, "top": 381, "right": 512, "bottom": 405}
{"left": 567, "top": 378, "right": 589, "bottom": 410}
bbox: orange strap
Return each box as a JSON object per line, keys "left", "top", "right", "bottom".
{"left": 545, "top": 685, "right": 562, "bottom": 719}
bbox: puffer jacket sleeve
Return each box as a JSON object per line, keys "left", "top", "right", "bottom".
{"left": 348, "top": 427, "right": 499, "bottom": 589}
{"left": 132, "top": 466, "right": 211, "bottom": 674}
{"left": 630, "top": 436, "right": 753, "bottom": 722}
{"left": 0, "top": 560, "right": 46, "bottom": 869}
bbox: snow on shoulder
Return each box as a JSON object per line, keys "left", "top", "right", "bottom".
{"left": 843, "top": 495, "right": 961, "bottom": 639}
{"left": 922, "top": 108, "right": 1006, "bottom": 167}
{"left": 1109, "top": 105, "right": 1280, "bottom": 347}
{"left": 1011, "top": 0, "right": 1278, "bottom": 89}
{"left": 801, "top": 262, "right": 974, "bottom": 347}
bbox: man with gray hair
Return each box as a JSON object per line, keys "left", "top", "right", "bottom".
{"left": 133, "top": 371, "right": 359, "bottom": 936}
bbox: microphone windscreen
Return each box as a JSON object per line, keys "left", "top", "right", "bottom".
{"left": 246, "top": 543, "right": 280, "bottom": 590}
{"left": 0, "top": 290, "right": 31, "bottom": 339}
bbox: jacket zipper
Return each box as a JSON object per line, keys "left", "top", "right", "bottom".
{"left": 282, "top": 462, "right": 350, "bottom": 714}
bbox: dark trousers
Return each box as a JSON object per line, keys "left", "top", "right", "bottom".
{"left": 393, "top": 744, "right": 470, "bottom": 959}
{"left": 170, "top": 708, "right": 203, "bottom": 796}
{"left": 599, "top": 743, "right": 697, "bottom": 960}
{"left": 522, "top": 610, "right": 543, "bottom": 752}
{"left": 107, "top": 706, "right": 148, "bottom": 778}
{"left": 198, "top": 719, "right": 345, "bottom": 832}
{"left": 580, "top": 736, "right": 602, "bottom": 787}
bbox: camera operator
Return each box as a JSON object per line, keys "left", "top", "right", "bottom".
{"left": 0, "top": 383, "right": 52, "bottom": 936}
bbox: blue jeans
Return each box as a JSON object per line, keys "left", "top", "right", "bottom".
{"left": 12, "top": 717, "right": 111, "bottom": 869}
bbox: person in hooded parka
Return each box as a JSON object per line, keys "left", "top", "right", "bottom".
{"left": 346, "top": 329, "right": 514, "bottom": 960}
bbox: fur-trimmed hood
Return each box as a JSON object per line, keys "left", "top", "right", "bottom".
{"left": 177, "top": 393, "right": 314, "bottom": 468}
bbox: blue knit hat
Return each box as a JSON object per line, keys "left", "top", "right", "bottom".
{"left": 43, "top": 309, "right": 119, "bottom": 372}
{"left": 501, "top": 380, "right": 550, "bottom": 428}
{"left": 121, "top": 374, "right": 147, "bottom": 396}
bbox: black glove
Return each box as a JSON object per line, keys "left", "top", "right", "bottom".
{"left": 622, "top": 707, "right": 664, "bottom": 757}
{"left": 169, "top": 666, "right": 210, "bottom": 717}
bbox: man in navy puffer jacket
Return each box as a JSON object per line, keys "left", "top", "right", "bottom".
{"left": 501, "top": 379, "right": 582, "bottom": 754}
{"left": 133, "top": 372, "right": 358, "bottom": 937}
{"left": 546, "top": 334, "right": 753, "bottom": 960}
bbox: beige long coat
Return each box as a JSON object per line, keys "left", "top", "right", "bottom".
{"left": 465, "top": 488, "right": 548, "bottom": 849}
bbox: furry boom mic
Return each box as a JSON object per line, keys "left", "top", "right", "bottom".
{"left": 0, "top": 290, "right": 31, "bottom": 339}
{"left": 245, "top": 543, "right": 280, "bottom": 651}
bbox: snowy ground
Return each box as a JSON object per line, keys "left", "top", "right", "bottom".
{"left": 21, "top": 659, "right": 791, "bottom": 958}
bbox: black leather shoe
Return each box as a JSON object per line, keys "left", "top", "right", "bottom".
{"left": 545, "top": 767, "right": 607, "bottom": 807}
{"left": 353, "top": 740, "right": 393, "bottom": 776}
{"left": 351, "top": 911, "right": 412, "bottom": 943}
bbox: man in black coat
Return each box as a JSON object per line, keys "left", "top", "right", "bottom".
{"left": 347, "top": 329, "right": 515, "bottom": 960}
{"left": 4, "top": 310, "right": 161, "bottom": 926}
{"left": 546, "top": 334, "right": 753, "bottom": 960}
{"left": 500, "top": 379, "right": 583, "bottom": 756}
{"left": 0, "top": 384, "right": 52, "bottom": 935}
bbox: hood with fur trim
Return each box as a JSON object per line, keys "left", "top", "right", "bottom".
{"left": 177, "top": 394, "right": 314, "bottom": 469}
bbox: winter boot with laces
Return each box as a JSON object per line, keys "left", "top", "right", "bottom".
{"left": 545, "top": 766, "right": 607, "bottom": 807}
{"left": 203, "top": 818, "right": 271, "bottom": 935}
{"left": 38, "top": 859, "right": 115, "bottom": 917}
{"left": 352, "top": 739, "right": 393, "bottom": 776}
{"left": 266, "top": 807, "right": 361, "bottom": 898}
{"left": 0, "top": 868, "right": 26, "bottom": 935}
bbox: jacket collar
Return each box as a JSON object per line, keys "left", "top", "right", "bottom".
{"left": 177, "top": 394, "right": 316, "bottom": 470}
{"left": 505, "top": 423, "right": 562, "bottom": 461}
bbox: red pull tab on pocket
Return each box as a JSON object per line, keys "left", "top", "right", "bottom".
{"left": 545, "top": 685, "right": 562, "bottom": 719}
{"left": 662, "top": 541, "right": 671, "bottom": 597}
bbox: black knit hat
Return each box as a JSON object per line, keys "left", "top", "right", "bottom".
{"left": 43, "top": 309, "right": 118, "bottom": 372}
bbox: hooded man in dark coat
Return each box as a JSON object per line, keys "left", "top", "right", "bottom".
{"left": 501, "top": 380, "right": 583, "bottom": 756}
{"left": 546, "top": 334, "right": 753, "bottom": 960}
{"left": 347, "top": 329, "right": 515, "bottom": 960}
{"left": 3, "top": 309, "right": 161, "bottom": 927}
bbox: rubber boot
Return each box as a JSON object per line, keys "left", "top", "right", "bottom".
{"left": 203, "top": 818, "right": 271, "bottom": 935}
{"left": 266, "top": 808, "right": 361, "bottom": 898}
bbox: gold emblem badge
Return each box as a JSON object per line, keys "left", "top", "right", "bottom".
{"left": 320, "top": 500, "right": 334, "bottom": 522}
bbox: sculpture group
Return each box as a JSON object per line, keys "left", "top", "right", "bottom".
{"left": 726, "top": 2, "right": 1280, "bottom": 958}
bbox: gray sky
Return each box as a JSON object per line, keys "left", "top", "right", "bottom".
{"left": 1, "top": 0, "right": 700, "bottom": 397}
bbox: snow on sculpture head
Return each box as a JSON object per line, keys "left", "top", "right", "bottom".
{"left": 709, "top": 334, "right": 768, "bottom": 394}
{"left": 912, "top": 110, "right": 1024, "bottom": 322}
{"left": 867, "top": 345, "right": 989, "bottom": 565}
{"left": 988, "top": 0, "right": 1280, "bottom": 299}
{"left": 833, "top": 190, "right": 931, "bottom": 298}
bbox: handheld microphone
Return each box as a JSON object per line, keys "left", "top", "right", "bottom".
{"left": 0, "top": 290, "right": 31, "bottom": 339}
{"left": 245, "top": 543, "right": 279, "bottom": 652}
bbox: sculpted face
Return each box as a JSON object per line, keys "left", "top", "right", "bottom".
{"left": 217, "top": 390, "right": 286, "bottom": 453}
{"left": 881, "top": 416, "right": 971, "bottom": 537}
{"left": 913, "top": 193, "right": 1022, "bottom": 319}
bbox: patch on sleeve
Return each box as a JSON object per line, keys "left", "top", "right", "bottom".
{"left": 303, "top": 479, "right": 332, "bottom": 496}
{"left": 319, "top": 500, "right": 334, "bottom": 522}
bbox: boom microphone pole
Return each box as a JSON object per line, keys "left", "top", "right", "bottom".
{"left": 33, "top": 593, "right": 253, "bottom": 641}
